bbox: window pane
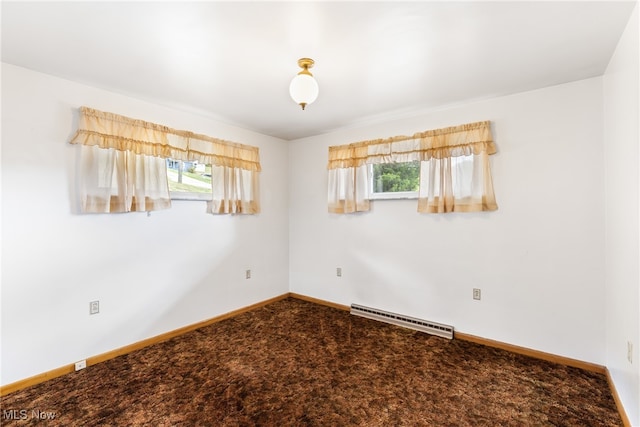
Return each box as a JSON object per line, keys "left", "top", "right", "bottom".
{"left": 166, "top": 159, "right": 212, "bottom": 193}
{"left": 372, "top": 161, "right": 420, "bottom": 193}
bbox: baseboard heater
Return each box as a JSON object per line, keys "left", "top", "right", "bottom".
{"left": 350, "top": 303, "right": 454, "bottom": 340}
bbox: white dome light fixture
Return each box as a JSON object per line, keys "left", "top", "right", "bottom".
{"left": 289, "top": 58, "right": 319, "bottom": 110}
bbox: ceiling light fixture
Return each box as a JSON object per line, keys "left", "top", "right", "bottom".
{"left": 289, "top": 58, "right": 319, "bottom": 110}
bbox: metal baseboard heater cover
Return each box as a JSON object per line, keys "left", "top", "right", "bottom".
{"left": 350, "top": 303, "right": 454, "bottom": 340}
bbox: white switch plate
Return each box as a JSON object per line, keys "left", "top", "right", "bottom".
{"left": 473, "top": 288, "right": 481, "bottom": 300}
{"left": 336, "top": 267, "right": 342, "bottom": 277}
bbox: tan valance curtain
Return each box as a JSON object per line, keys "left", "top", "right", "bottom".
{"left": 70, "top": 106, "right": 261, "bottom": 171}
{"left": 327, "top": 121, "right": 497, "bottom": 214}
{"left": 70, "top": 106, "right": 261, "bottom": 214}
{"left": 328, "top": 135, "right": 421, "bottom": 169}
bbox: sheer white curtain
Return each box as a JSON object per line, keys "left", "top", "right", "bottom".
{"left": 417, "top": 152, "right": 497, "bottom": 213}
{"left": 327, "top": 165, "right": 369, "bottom": 214}
{"left": 78, "top": 145, "right": 170, "bottom": 213}
{"left": 207, "top": 165, "right": 260, "bottom": 214}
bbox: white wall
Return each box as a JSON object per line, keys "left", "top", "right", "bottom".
{"left": 289, "top": 77, "right": 606, "bottom": 365}
{"left": 604, "top": 3, "right": 640, "bottom": 425}
{"left": 1, "top": 63, "right": 290, "bottom": 386}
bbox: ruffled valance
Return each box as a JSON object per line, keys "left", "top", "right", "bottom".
{"left": 70, "top": 106, "right": 261, "bottom": 171}
{"left": 327, "top": 120, "right": 495, "bottom": 169}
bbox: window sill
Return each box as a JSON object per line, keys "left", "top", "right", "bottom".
{"left": 369, "top": 191, "right": 418, "bottom": 201}
{"left": 170, "top": 192, "right": 212, "bottom": 201}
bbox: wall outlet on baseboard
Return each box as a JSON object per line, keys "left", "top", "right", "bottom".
{"left": 75, "top": 360, "right": 87, "bottom": 371}
{"left": 628, "top": 341, "right": 633, "bottom": 364}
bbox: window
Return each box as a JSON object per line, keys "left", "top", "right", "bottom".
{"left": 166, "top": 159, "right": 212, "bottom": 200}
{"left": 70, "top": 106, "right": 262, "bottom": 214}
{"left": 327, "top": 120, "right": 497, "bottom": 213}
{"left": 370, "top": 161, "right": 420, "bottom": 199}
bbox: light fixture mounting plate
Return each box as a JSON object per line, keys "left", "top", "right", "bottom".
{"left": 298, "top": 58, "right": 314, "bottom": 70}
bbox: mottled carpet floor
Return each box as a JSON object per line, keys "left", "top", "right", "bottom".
{"left": 1, "top": 298, "right": 621, "bottom": 426}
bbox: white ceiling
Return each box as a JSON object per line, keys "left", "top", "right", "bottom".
{"left": 2, "top": 1, "right": 636, "bottom": 140}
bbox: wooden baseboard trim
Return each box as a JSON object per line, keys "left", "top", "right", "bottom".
{"left": 605, "top": 368, "right": 632, "bottom": 427}
{"left": 0, "top": 364, "right": 76, "bottom": 398}
{"left": 0, "top": 293, "right": 290, "bottom": 397}
{"left": 454, "top": 331, "right": 606, "bottom": 374}
{"left": 288, "top": 292, "right": 351, "bottom": 311}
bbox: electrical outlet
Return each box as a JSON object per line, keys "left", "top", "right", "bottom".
{"left": 336, "top": 267, "right": 342, "bottom": 277}
{"left": 628, "top": 341, "right": 633, "bottom": 364}
{"left": 75, "top": 360, "right": 87, "bottom": 371}
{"left": 246, "top": 269, "right": 251, "bottom": 279}
{"left": 473, "top": 288, "right": 481, "bottom": 300}
{"left": 89, "top": 300, "right": 99, "bottom": 315}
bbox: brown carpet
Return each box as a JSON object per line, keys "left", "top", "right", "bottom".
{"left": 1, "top": 298, "right": 621, "bottom": 426}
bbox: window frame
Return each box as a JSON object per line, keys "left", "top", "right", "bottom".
{"left": 166, "top": 159, "right": 213, "bottom": 201}
{"left": 368, "top": 162, "right": 419, "bottom": 200}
